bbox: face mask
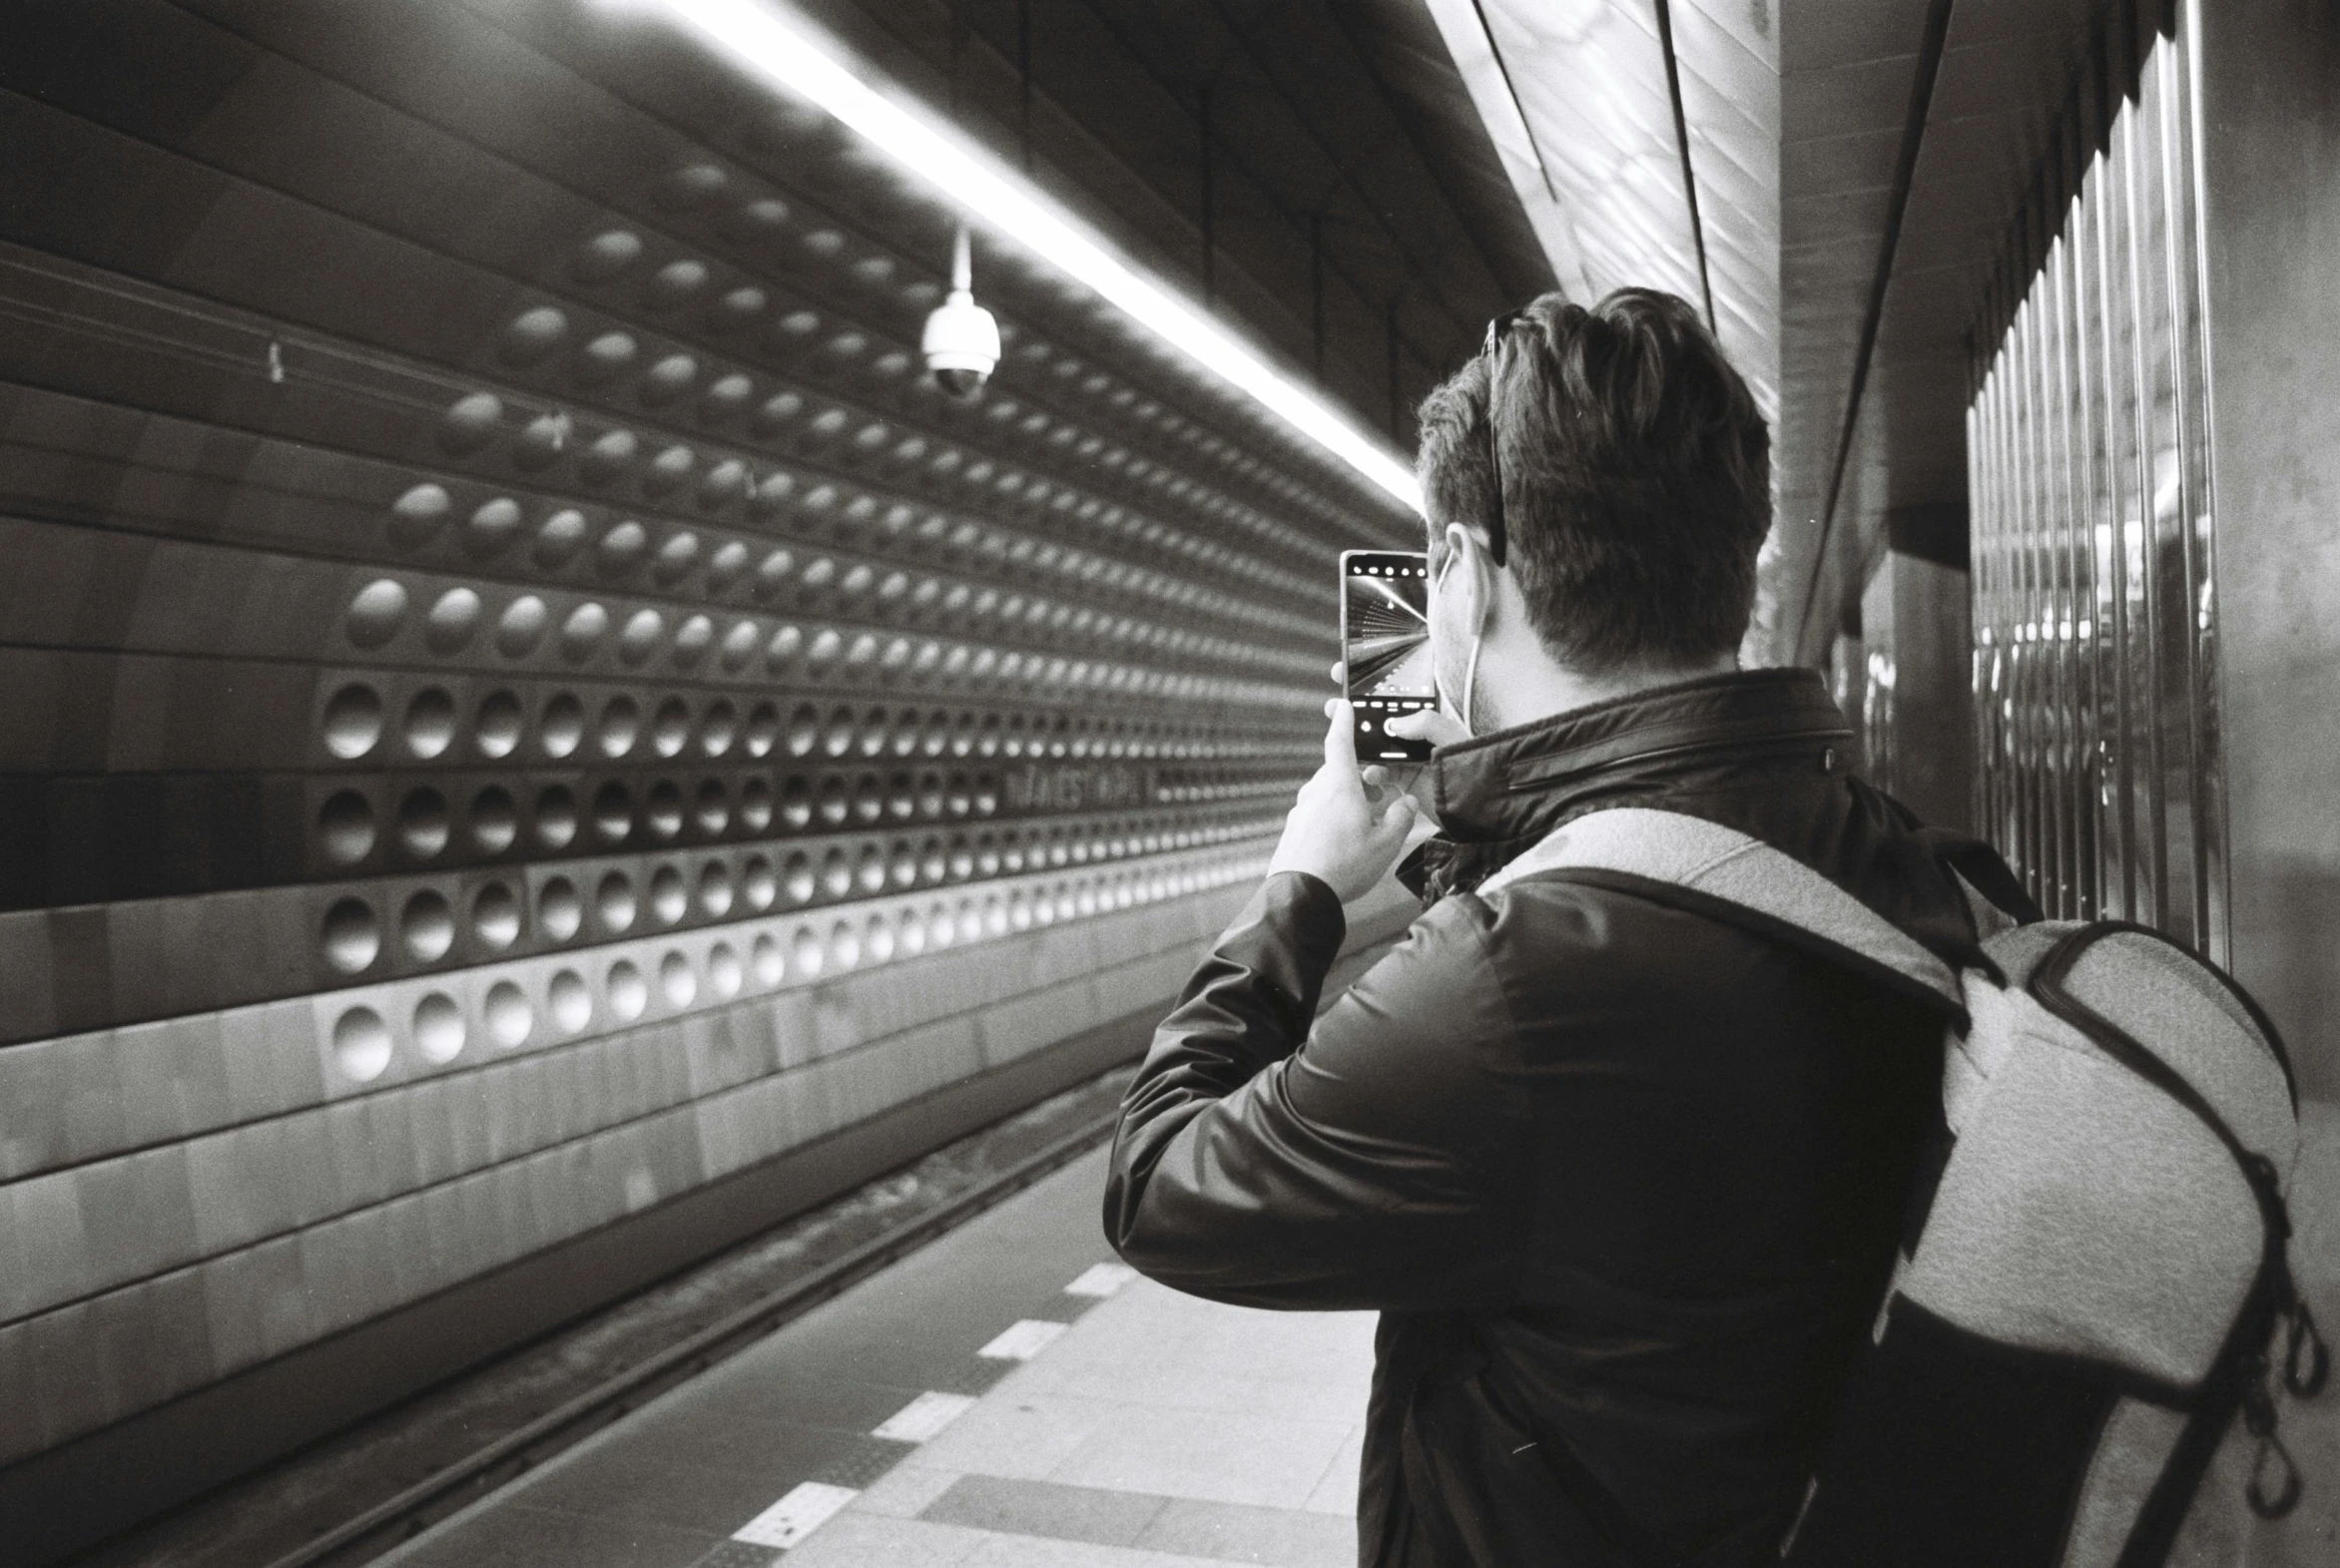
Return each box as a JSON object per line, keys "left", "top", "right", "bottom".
{"left": 1430, "top": 547, "right": 1485, "bottom": 741}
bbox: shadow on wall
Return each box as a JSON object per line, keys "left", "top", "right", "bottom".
{"left": 2248, "top": 864, "right": 2340, "bottom": 1107}
{"left": 2181, "top": 1101, "right": 2340, "bottom": 1565}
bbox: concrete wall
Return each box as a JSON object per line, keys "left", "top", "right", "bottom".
{"left": 2196, "top": 0, "right": 2340, "bottom": 1102}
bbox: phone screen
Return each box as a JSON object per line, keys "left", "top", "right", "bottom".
{"left": 1340, "top": 549, "right": 1436, "bottom": 763}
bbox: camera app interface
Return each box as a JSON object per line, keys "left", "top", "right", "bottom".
{"left": 1343, "top": 553, "right": 1435, "bottom": 761}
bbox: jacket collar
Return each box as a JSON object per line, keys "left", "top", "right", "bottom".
{"left": 1403, "top": 668, "right": 1855, "bottom": 898}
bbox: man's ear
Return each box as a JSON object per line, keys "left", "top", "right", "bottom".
{"left": 1440, "top": 521, "right": 1494, "bottom": 636}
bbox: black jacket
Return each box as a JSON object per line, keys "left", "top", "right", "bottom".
{"left": 1104, "top": 669, "right": 1977, "bottom": 1566}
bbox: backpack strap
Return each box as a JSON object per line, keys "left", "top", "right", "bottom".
{"left": 1475, "top": 807, "right": 1965, "bottom": 1016}
{"left": 1916, "top": 824, "right": 2045, "bottom": 928}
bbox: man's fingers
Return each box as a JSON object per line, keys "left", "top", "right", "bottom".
{"left": 1387, "top": 708, "right": 1469, "bottom": 749}
{"left": 1323, "top": 699, "right": 1363, "bottom": 776}
{"left": 1370, "top": 791, "right": 1420, "bottom": 851}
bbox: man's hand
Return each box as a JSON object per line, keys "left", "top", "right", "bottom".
{"left": 1326, "top": 658, "right": 1468, "bottom": 757}
{"left": 1268, "top": 700, "right": 1422, "bottom": 903}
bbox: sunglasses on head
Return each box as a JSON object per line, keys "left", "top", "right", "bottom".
{"left": 1476, "top": 308, "right": 1526, "bottom": 569}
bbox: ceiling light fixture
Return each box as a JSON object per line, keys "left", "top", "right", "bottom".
{"left": 613, "top": 0, "right": 1424, "bottom": 512}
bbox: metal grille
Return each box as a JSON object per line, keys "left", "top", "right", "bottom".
{"left": 1968, "top": 7, "right": 2227, "bottom": 959}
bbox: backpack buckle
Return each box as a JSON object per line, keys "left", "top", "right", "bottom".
{"left": 2284, "top": 1301, "right": 2329, "bottom": 1398}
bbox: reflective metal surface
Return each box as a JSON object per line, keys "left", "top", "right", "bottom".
{"left": 1967, "top": 10, "right": 2227, "bottom": 957}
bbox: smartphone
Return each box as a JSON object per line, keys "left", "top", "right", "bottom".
{"left": 1339, "top": 548, "right": 1437, "bottom": 763}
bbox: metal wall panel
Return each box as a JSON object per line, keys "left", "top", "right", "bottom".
{"left": 1966, "top": 7, "right": 2227, "bottom": 958}
{"left": 0, "top": 0, "right": 1409, "bottom": 1473}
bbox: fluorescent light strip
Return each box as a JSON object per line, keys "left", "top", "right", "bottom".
{"left": 624, "top": 0, "right": 1424, "bottom": 512}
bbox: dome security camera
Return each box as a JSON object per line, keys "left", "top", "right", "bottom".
{"left": 921, "top": 226, "right": 1000, "bottom": 400}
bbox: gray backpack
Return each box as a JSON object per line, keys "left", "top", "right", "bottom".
{"left": 1482, "top": 808, "right": 2327, "bottom": 1566}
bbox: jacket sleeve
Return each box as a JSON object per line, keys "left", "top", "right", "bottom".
{"left": 1103, "top": 870, "right": 1531, "bottom": 1311}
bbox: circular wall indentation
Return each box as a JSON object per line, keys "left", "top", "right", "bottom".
{"left": 541, "top": 692, "right": 585, "bottom": 758}
{"left": 697, "top": 700, "right": 738, "bottom": 758}
{"left": 698, "top": 861, "right": 733, "bottom": 917}
{"left": 469, "top": 785, "right": 519, "bottom": 854}
{"left": 596, "top": 519, "right": 648, "bottom": 577}
{"left": 578, "top": 331, "right": 638, "bottom": 384}
{"left": 573, "top": 230, "right": 644, "bottom": 282}
{"left": 618, "top": 608, "right": 665, "bottom": 666}
{"left": 783, "top": 852, "right": 815, "bottom": 905}
{"left": 321, "top": 683, "right": 384, "bottom": 760}
{"left": 465, "top": 498, "right": 524, "bottom": 559}
{"left": 591, "top": 780, "right": 634, "bottom": 844}
{"left": 333, "top": 1006, "right": 393, "bottom": 1083}
{"left": 660, "top": 950, "right": 697, "bottom": 1007}
{"left": 597, "top": 870, "right": 637, "bottom": 931}
{"left": 642, "top": 353, "right": 698, "bottom": 404}
{"left": 864, "top": 914, "right": 895, "bottom": 964}
{"left": 742, "top": 854, "right": 776, "bottom": 910}
{"left": 490, "top": 595, "right": 548, "bottom": 661}
{"left": 752, "top": 931, "right": 783, "bottom": 986}
{"left": 792, "top": 925, "right": 825, "bottom": 977}
{"left": 719, "top": 622, "right": 760, "bottom": 675}
{"left": 346, "top": 579, "right": 409, "bottom": 649}
{"left": 649, "top": 864, "right": 688, "bottom": 923}
{"left": 398, "top": 787, "right": 450, "bottom": 858}
{"left": 740, "top": 779, "right": 774, "bottom": 833}
{"left": 645, "top": 258, "right": 709, "bottom": 309}
{"left": 499, "top": 305, "right": 568, "bottom": 365}
{"left": 653, "top": 531, "right": 701, "bottom": 586}
{"left": 423, "top": 587, "right": 482, "bottom": 653}
{"left": 534, "top": 508, "right": 589, "bottom": 569}
{"left": 549, "top": 969, "right": 593, "bottom": 1033}
{"left": 651, "top": 698, "right": 691, "bottom": 758}
{"left": 607, "top": 958, "right": 649, "bottom": 1021}
{"left": 598, "top": 695, "right": 640, "bottom": 758}
{"left": 645, "top": 444, "right": 695, "bottom": 496}
{"left": 404, "top": 688, "right": 457, "bottom": 759}
{"left": 580, "top": 428, "right": 637, "bottom": 487}
{"left": 472, "top": 882, "right": 521, "bottom": 949}
{"left": 560, "top": 601, "right": 610, "bottom": 662}
{"left": 695, "top": 780, "right": 730, "bottom": 835}
{"left": 484, "top": 980, "right": 532, "bottom": 1048}
{"left": 388, "top": 483, "right": 451, "bottom": 550}
{"left": 321, "top": 897, "right": 380, "bottom": 973}
{"left": 438, "top": 392, "right": 503, "bottom": 455}
{"left": 829, "top": 920, "right": 862, "bottom": 971}
{"left": 401, "top": 888, "right": 455, "bottom": 961}
{"left": 318, "top": 789, "right": 376, "bottom": 865}
{"left": 413, "top": 992, "right": 465, "bottom": 1063}
{"left": 539, "top": 874, "right": 583, "bottom": 942}
{"left": 672, "top": 615, "right": 714, "bottom": 669}
{"left": 745, "top": 702, "right": 780, "bottom": 758}
{"left": 708, "top": 942, "right": 743, "bottom": 999}
{"left": 659, "top": 163, "right": 729, "bottom": 209}
{"left": 529, "top": 785, "right": 578, "bottom": 854}
{"left": 474, "top": 690, "right": 524, "bottom": 759}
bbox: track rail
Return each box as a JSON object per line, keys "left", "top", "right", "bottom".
{"left": 260, "top": 1112, "right": 1121, "bottom": 1568}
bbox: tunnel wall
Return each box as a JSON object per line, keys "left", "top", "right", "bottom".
{"left": 2193, "top": 0, "right": 2340, "bottom": 1103}
{"left": 0, "top": 1, "right": 1411, "bottom": 1551}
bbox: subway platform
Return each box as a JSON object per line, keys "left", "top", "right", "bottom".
{"left": 371, "top": 1143, "right": 1368, "bottom": 1568}
{"left": 304, "top": 1093, "right": 2340, "bottom": 1568}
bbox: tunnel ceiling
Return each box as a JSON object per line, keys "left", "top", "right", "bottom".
{"left": 1425, "top": 0, "right": 2110, "bottom": 666}
{"left": 793, "top": 0, "right": 1559, "bottom": 453}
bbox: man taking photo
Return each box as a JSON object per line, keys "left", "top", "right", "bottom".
{"left": 1104, "top": 288, "right": 1976, "bottom": 1566}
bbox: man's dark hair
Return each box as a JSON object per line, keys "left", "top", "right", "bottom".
{"left": 1416, "top": 287, "right": 1770, "bottom": 673}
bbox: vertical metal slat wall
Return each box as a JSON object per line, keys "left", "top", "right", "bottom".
{"left": 1968, "top": 0, "right": 2228, "bottom": 960}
